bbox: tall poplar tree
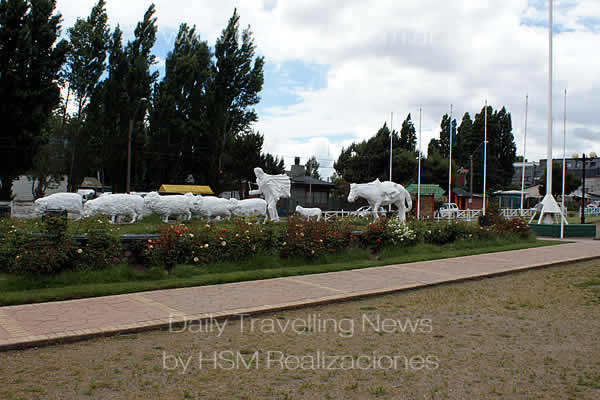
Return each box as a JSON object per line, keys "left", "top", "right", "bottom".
{"left": 0, "top": 0, "right": 68, "bottom": 199}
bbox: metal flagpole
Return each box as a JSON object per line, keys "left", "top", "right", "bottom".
{"left": 389, "top": 112, "right": 393, "bottom": 213}
{"left": 448, "top": 104, "right": 453, "bottom": 204}
{"left": 561, "top": 89, "right": 567, "bottom": 239}
{"left": 389, "top": 112, "right": 393, "bottom": 182}
{"left": 520, "top": 94, "right": 529, "bottom": 213}
{"left": 417, "top": 106, "right": 422, "bottom": 219}
{"left": 483, "top": 100, "right": 488, "bottom": 216}
{"left": 547, "top": 0, "right": 553, "bottom": 198}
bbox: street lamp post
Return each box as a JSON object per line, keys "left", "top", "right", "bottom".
{"left": 126, "top": 97, "right": 148, "bottom": 194}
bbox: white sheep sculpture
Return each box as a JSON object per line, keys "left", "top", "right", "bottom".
{"left": 229, "top": 198, "right": 268, "bottom": 223}
{"left": 34, "top": 193, "right": 84, "bottom": 219}
{"left": 144, "top": 191, "right": 193, "bottom": 223}
{"left": 190, "top": 194, "right": 232, "bottom": 221}
{"left": 82, "top": 194, "right": 149, "bottom": 224}
{"left": 295, "top": 205, "right": 322, "bottom": 221}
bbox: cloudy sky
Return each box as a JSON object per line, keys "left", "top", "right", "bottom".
{"left": 55, "top": 0, "right": 599, "bottom": 177}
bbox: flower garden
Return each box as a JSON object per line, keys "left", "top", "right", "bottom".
{"left": 0, "top": 212, "right": 543, "bottom": 305}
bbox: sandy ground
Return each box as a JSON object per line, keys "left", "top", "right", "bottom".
{"left": 1, "top": 260, "right": 599, "bottom": 400}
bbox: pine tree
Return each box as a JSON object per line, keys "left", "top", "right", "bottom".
{"left": 399, "top": 113, "right": 417, "bottom": 152}
{"left": 305, "top": 156, "right": 321, "bottom": 180}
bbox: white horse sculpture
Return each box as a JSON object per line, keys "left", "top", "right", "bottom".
{"left": 348, "top": 179, "right": 412, "bottom": 221}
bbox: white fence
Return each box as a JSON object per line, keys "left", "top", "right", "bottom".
{"left": 434, "top": 208, "right": 536, "bottom": 221}
{"left": 323, "top": 210, "right": 355, "bottom": 220}
{"left": 584, "top": 207, "right": 600, "bottom": 217}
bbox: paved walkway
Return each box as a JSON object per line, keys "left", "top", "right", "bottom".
{"left": 0, "top": 239, "right": 599, "bottom": 351}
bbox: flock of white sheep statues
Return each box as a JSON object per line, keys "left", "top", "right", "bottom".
{"left": 32, "top": 192, "right": 322, "bottom": 224}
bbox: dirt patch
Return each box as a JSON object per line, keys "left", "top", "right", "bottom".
{"left": 1, "top": 261, "right": 599, "bottom": 399}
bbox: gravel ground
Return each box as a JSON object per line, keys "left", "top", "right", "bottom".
{"left": 1, "top": 260, "right": 599, "bottom": 400}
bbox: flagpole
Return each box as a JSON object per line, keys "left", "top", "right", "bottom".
{"left": 520, "top": 94, "right": 529, "bottom": 214}
{"left": 448, "top": 104, "right": 453, "bottom": 204}
{"left": 483, "top": 99, "right": 488, "bottom": 216}
{"left": 417, "top": 106, "right": 422, "bottom": 219}
{"left": 389, "top": 112, "right": 393, "bottom": 214}
{"left": 561, "top": 88, "right": 567, "bottom": 238}
{"left": 389, "top": 112, "right": 393, "bottom": 182}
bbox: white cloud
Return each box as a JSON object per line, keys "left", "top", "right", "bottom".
{"left": 55, "top": 0, "right": 600, "bottom": 179}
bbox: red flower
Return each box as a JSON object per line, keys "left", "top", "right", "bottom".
{"left": 330, "top": 248, "right": 336, "bottom": 252}
{"left": 377, "top": 238, "right": 381, "bottom": 243}
{"left": 333, "top": 232, "right": 337, "bottom": 236}
{"left": 349, "top": 233, "right": 354, "bottom": 238}
{"left": 175, "top": 230, "right": 180, "bottom": 235}
{"left": 222, "top": 228, "right": 227, "bottom": 232}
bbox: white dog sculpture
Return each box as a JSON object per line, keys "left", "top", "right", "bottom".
{"left": 144, "top": 191, "right": 193, "bottom": 223}
{"left": 249, "top": 167, "right": 291, "bottom": 222}
{"left": 34, "top": 192, "right": 84, "bottom": 219}
{"left": 83, "top": 194, "right": 149, "bottom": 224}
{"left": 347, "top": 179, "right": 412, "bottom": 221}
{"left": 295, "top": 205, "right": 322, "bottom": 221}
{"left": 229, "top": 198, "right": 268, "bottom": 223}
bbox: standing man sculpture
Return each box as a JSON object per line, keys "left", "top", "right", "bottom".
{"left": 249, "top": 167, "right": 291, "bottom": 222}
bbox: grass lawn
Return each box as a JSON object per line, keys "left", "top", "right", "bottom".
{"left": 0, "top": 237, "right": 560, "bottom": 306}
{"left": 1, "top": 259, "right": 598, "bottom": 399}
{"left": 566, "top": 215, "right": 600, "bottom": 224}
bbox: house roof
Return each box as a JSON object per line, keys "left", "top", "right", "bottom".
{"left": 158, "top": 184, "right": 214, "bottom": 195}
{"left": 289, "top": 175, "right": 336, "bottom": 188}
{"left": 405, "top": 184, "right": 445, "bottom": 197}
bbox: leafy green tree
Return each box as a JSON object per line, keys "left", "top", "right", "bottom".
{"left": 438, "top": 113, "right": 457, "bottom": 158}
{"left": 305, "top": 156, "right": 321, "bottom": 179}
{"left": 147, "top": 23, "right": 212, "bottom": 186}
{"left": 471, "top": 105, "right": 516, "bottom": 190}
{"left": 209, "top": 8, "right": 265, "bottom": 192}
{"left": 455, "top": 112, "right": 474, "bottom": 167}
{"left": 86, "top": 5, "right": 158, "bottom": 192}
{"left": 0, "top": 0, "right": 68, "bottom": 199}
{"left": 420, "top": 151, "right": 456, "bottom": 189}
{"left": 399, "top": 113, "right": 416, "bottom": 152}
{"left": 334, "top": 123, "right": 411, "bottom": 183}
{"left": 259, "top": 153, "right": 285, "bottom": 175}
{"left": 539, "top": 162, "right": 580, "bottom": 197}
{"left": 65, "top": 0, "right": 110, "bottom": 190}
{"left": 28, "top": 111, "right": 69, "bottom": 199}
{"left": 427, "top": 138, "right": 441, "bottom": 155}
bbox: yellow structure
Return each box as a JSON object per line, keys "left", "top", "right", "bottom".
{"left": 158, "top": 184, "right": 214, "bottom": 195}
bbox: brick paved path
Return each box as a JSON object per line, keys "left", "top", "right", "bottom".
{"left": 1, "top": 239, "right": 598, "bottom": 350}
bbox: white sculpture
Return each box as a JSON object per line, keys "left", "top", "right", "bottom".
{"left": 347, "top": 179, "right": 412, "bottom": 221}
{"left": 190, "top": 194, "right": 232, "bottom": 221}
{"left": 229, "top": 198, "right": 268, "bottom": 223}
{"left": 82, "top": 194, "right": 149, "bottom": 224}
{"left": 295, "top": 205, "right": 322, "bottom": 221}
{"left": 144, "top": 191, "right": 193, "bottom": 223}
{"left": 34, "top": 192, "right": 84, "bottom": 219}
{"left": 249, "top": 167, "right": 291, "bottom": 222}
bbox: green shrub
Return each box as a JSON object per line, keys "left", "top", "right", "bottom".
{"left": 11, "top": 216, "right": 74, "bottom": 274}
{"left": 72, "top": 216, "right": 123, "bottom": 269}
